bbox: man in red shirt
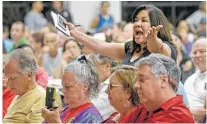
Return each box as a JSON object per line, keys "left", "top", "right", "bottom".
{"left": 131, "top": 53, "right": 195, "bottom": 123}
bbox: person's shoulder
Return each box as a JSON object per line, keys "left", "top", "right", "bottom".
{"left": 24, "top": 11, "right": 33, "bottom": 20}
{"left": 25, "top": 10, "right": 35, "bottom": 16}
{"left": 153, "top": 108, "right": 195, "bottom": 123}
{"left": 76, "top": 106, "right": 103, "bottom": 123}
{"left": 26, "top": 10, "right": 33, "bottom": 14}
{"left": 187, "top": 10, "right": 202, "bottom": 18}
{"left": 34, "top": 85, "right": 46, "bottom": 96}
{"left": 124, "top": 41, "right": 132, "bottom": 52}
{"left": 79, "top": 105, "right": 101, "bottom": 116}
{"left": 163, "top": 100, "right": 194, "bottom": 122}
{"left": 184, "top": 72, "right": 197, "bottom": 85}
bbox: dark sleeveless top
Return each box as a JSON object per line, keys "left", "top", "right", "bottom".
{"left": 122, "top": 41, "right": 177, "bottom": 66}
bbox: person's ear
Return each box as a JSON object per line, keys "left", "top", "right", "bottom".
{"left": 104, "top": 62, "right": 111, "bottom": 72}
{"left": 125, "top": 88, "right": 131, "bottom": 100}
{"left": 28, "top": 72, "right": 33, "bottom": 81}
{"left": 82, "top": 83, "right": 89, "bottom": 93}
{"left": 160, "top": 76, "right": 168, "bottom": 88}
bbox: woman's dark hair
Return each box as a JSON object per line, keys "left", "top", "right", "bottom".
{"left": 62, "top": 38, "right": 82, "bottom": 52}
{"left": 130, "top": 4, "right": 173, "bottom": 52}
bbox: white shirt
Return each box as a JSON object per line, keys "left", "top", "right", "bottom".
{"left": 91, "top": 78, "right": 115, "bottom": 120}
{"left": 184, "top": 70, "right": 207, "bottom": 108}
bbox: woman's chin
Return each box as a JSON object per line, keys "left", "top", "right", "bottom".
{"left": 135, "top": 39, "right": 145, "bottom": 44}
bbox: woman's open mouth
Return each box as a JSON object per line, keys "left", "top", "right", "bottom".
{"left": 134, "top": 30, "right": 144, "bottom": 38}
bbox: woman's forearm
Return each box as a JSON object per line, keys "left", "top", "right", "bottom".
{"left": 147, "top": 37, "right": 171, "bottom": 56}
{"left": 147, "top": 37, "right": 163, "bottom": 53}
{"left": 70, "top": 30, "right": 125, "bottom": 60}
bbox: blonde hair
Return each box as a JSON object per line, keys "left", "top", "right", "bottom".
{"left": 111, "top": 65, "right": 139, "bottom": 106}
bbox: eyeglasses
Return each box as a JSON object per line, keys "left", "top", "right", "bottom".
{"left": 108, "top": 83, "right": 123, "bottom": 90}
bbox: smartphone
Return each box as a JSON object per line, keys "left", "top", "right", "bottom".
{"left": 45, "top": 86, "right": 56, "bottom": 109}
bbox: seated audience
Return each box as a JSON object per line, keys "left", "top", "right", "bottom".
{"left": 184, "top": 37, "right": 206, "bottom": 121}
{"left": 39, "top": 23, "right": 57, "bottom": 36}
{"left": 10, "top": 21, "right": 29, "bottom": 52}
{"left": 197, "top": 17, "right": 206, "bottom": 38}
{"left": 122, "top": 22, "right": 133, "bottom": 42}
{"left": 3, "top": 49, "right": 46, "bottom": 123}
{"left": 3, "top": 25, "right": 14, "bottom": 53}
{"left": 42, "top": 55, "right": 103, "bottom": 123}
{"left": 102, "top": 65, "right": 139, "bottom": 123}
{"left": 30, "top": 32, "right": 45, "bottom": 66}
{"left": 42, "top": 32, "right": 65, "bottom": 78}
{"left": 111, "top": 21, "right": 126, "bottom": 43}
{"left": 89, "top": 1, "right": 114, "bottom": 33}
{"left": 89, "top": 53, "right": 116, "bottom": 119}
{"left": 176, "top": 20, "right": 195, "bottom": 55}
{"left": 24, "top": 1, "right": 47, "bottom": 32}
{"left": 128, "top": 53, "right": 195, "bottom": 123}
{"left": 16, "top": 44, "right": 49, "bottom": 89}
{"left": 171, "top": 33, "right": 195, "bottom": 83}
{"left": 62, "top": 38, "right": 82, "bottom": 64}
{"left": 186, "top": 1, "right": 206, "bottom": 33}
{"left": 46, "top": 1, "right": 73, "bottom": 24}
{"left": 3, "top": 55, "right": 16, "bottom": 118}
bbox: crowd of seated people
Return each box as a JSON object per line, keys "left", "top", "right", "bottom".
{"left": 2, "top": 1, "right": 206, "bottom": 123}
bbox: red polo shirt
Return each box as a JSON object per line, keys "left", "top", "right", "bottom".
{"left": 127, "top": 95, "right": 195, "bottom": 123}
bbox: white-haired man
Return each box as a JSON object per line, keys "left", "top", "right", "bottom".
{"left": 184, "top": 37, "right": 206, "bottom": 121}
{"left": 3, "top": 49, "right": 45, "bottom": 123}
{"left": 126, "top": 54, "right": 195, "bottom": 123}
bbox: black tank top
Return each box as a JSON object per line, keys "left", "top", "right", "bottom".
{"left": 122, "top": 41, "right": 177, "bottom": 66}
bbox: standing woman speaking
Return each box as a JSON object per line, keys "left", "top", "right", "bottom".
{"left": 65, "top": 4, "right": 177, "bottom": 65}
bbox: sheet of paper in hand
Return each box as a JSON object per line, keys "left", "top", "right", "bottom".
{"left": 51, "top": 11, "right": 70, "bottom": 37}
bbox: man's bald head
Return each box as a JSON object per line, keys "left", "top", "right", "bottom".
{"left": 44, "top": 32, "right": 58, "bottom": 44}
{"left": 192, "top": 37, "right": 206, "bottom": 72}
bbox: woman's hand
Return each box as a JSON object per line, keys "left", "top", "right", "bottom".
{"left": 62, "top": 50, "right": 73, "bottom": 63}
{"left": 145, "top": 25, "right": 163, "bottom": 42}
{"left": 65, "top": 22, "right": 76, "bottom": 36}
{"left": 145, "top": 25, "right": 171, "bottom": 55}
{"left": 41, "top": 107, "right": 61, "bottom": 123}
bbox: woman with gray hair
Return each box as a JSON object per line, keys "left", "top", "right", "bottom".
{"left": 42, "top": 55, "right": 103, "bottom": 123}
